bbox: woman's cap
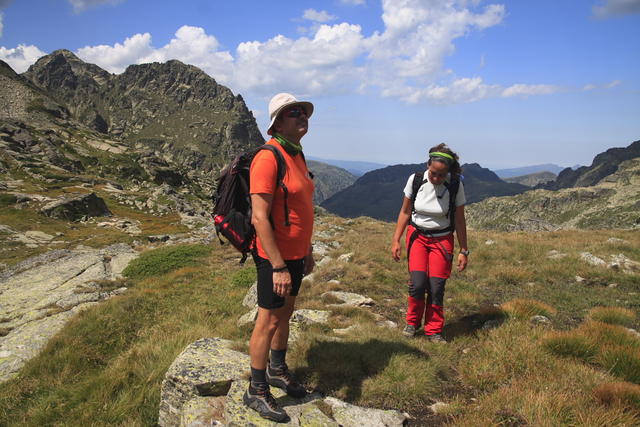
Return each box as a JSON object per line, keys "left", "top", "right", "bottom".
{"left": 267, "top": 93, "right": 314, "bottom": 135}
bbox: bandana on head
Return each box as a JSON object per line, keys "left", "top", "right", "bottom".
{"left": 429, "top": 151, "right": 454, "bottom": 166}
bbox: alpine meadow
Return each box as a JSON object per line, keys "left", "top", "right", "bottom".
{"left": 1, "top": 1, "right": 639, "bottom": 426}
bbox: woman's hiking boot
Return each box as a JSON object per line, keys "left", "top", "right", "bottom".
{"left": 402, "top": 324, "right": 417, "bottom": 337}
{"left": 266, "top": 363, "right": 307, "bottom": 398}
{"left": 426, "top": 333, "right": 447, "bottom": 343}
{"left": 243, "top": 382, "right": 289, "bottom": 422}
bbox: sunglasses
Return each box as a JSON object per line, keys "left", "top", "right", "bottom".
{"left": 284, "top": 107, "right": 307, "bottom": 118}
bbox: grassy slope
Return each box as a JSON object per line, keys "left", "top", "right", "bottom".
{"left": 0, "top": 215, "right": 639, "bottom": 426}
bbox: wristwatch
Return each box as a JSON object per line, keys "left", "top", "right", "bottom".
{"left": 460, "top": 249, "right": 470, "bottom": 256}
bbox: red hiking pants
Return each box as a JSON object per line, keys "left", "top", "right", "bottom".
{"left": 405, "top": 226, "right": 454, "bottom": 335}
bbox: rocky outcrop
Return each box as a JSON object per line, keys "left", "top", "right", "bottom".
{"left": 40, "top": 192, "right": 112, "bottom": 221}
{"left": 544, "top": 140, "right": 640, "bottom": 190}
{"left": 22, "top": 50, "right": 264, "bottom": 169}
{"left": 0, "top": 60, "right": 69, "bottom": 123}
{"left": 467, "top": 158, "right": 640, "bottom": 231}
{"left": 306, "top": 160, "right": 357, "bottom": 204}
{"left": 0, "top": 244, "right": 138, "bottom": 382}
{"left": 158, "top": 338, "right": 409, "bottom": 427}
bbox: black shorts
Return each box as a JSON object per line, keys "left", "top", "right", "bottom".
{"left": 252, "top": 253, "right": 305, "bottom": 309}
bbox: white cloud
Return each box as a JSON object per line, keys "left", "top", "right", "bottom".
{"left": 76, "top": 33, "right": 154, "bottom": 73}
{"left": 68, "top": 0, "right": 123, "bottom": 13}
{"left": 582, "top": 83, "right": 597, "bottom": 91}
{"left": 340, "top": 0, "right": 366, "bottom": 5}
{"left": 302, "top": 9, "right": 336, "bottom": 23}
{"left": 605, "top": 79, "right": 621, "bottom": 88}
{"left": 1, "top": 1, "right": 563, "bottom": 105}
{"left": 0, "top": 44, "right": 46, "bottom": 72}
{"left": 501, "top": 83, "right": 560, "bottom": 97}
{"left": 0, "top": 12, "right": 4, "bottom": 38}
{"left": 592, "top": 0, "right": 640, "bottom": 18}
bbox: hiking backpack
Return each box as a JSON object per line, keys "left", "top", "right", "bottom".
{"left": 410, "top": 171, "right": 461, "bottom": 234}
{"left": 406, "top": 172, "right": 461, "bottom": 265}
{"left": 212, "top": 144, "right": 289, "bottom": 264}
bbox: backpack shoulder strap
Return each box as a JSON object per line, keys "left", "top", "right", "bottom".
{"left": 411, "top": 172, "right": 425, "bottom": 210}
{"left": 445, "top": 175, "right": 461, "bottom": 227}
{"left": 257, "top": 144, "right": 291, "bottom": 227}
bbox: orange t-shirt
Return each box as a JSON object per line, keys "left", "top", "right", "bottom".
{"left": 250, "top": 139, "right": 314, "bottom": 260}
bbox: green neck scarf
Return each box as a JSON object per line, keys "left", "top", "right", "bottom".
{"left": 273, "top": 133, "right": 302, "bottom": 156}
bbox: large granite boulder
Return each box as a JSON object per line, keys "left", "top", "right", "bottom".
{"left": 159, "top": 337, "right": 411, "bottom": 426}
{"left": 40, "top": 192, "right": 111, "bottom": 221}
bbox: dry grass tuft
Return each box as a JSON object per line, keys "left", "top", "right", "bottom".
{"left": 587, "top": 306, "right": 636, "bottom": 327}
{"left": 594, "top": 381, "right": 640, "bottom": 410}
{"left": 501, "top": 298, "right": 557, "bottom": 320}
{"left": 544, "top": 321, "right": 640, "bottom": 385}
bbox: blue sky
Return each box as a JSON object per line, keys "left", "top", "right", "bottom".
{"left": 1, "top": 0, "right": 639, "bottom": 169}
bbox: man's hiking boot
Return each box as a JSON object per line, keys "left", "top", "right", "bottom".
{"left": 426, "top": 333, "right": 447, "bottom": 343}
{"left": 267, "top": 364, "right": 307, "bottom": 398}
{"left": 402, "top": 324, "right": 417, "bottom": 337}
{"left": 243, "top": 383, "right": 290, "bottom": 423}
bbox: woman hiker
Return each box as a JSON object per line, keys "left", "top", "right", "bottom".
{"left": 244, "top": 93, "right": 316, "bottom": 422}
{"left": 390, "top": 143, "right": 469, "bottom": 343}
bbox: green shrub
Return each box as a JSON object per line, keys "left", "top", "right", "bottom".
{"left": 599, "top": 346, "right": 640, "bottom": 384}
{"left": 123, "top": 244, "right": 211, "bottom": 280}
{"left": 230, "top": 266, "right": 257, "bottom": 288}
{"left": 0, "top": 193, "right": 18, "bottom": 208}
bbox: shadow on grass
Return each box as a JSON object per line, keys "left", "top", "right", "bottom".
{"left": 297, "top": 338, "right": 428, "bottom": 402}
{"left": 444, "top": 306, "right": 507, "bottom": 341}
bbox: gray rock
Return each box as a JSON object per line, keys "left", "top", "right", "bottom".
{"left": 580, "top": 252, "right": 606, "bottom": 267}
{"left": 0, "top": 244, "right": 137, "bottom": 382}
{"left": 546, "top": 250, "right": 567, "bottom": 259}
{"left": 482, "top": 320, "right": 500, "bottom": 330}
{"left": 530, "top": 315, "right": 551, "bottom": 325}
{"left": 626, "top": 328, "right": 640, "bottom": 339}
{"left": 148, "top": 234, "right": 171, "bottom": 243}
{"left": 324, "top": 397, "right": 408, "bottom": 427}
{"left": 237, "top": 307, "right": 258, "bottom": 327}
{"left": 485, "top": 240, "right": 496, "bottom": 245}
{"left": 301, "top": 273, "right": 315, "bottom": 283}
{"left": 291, "top": 309, "right": 330, "bottom": 325}
{"left": 607, "top": 237, "right": 628, "bottom": 244}
{"left": 158, "top": 338, "right": 249, "bottom": 427}
{"left": 322, "top": 291, "right": 375, "bottom": 307}
{"left": 179, "top": 396, "right": 226, "bottom": 426}
{"left": 575, "top": 275, "right": 587, "bottom": 283}
{"left": 429, "top": 401, "right": 451, "bottom": 415}
{"left": 242, "top": 282, "right": 258, "bottom": 308}
{"left": 316, "top": 257, "right": 332, "bottom": 267}
{"left": 337, "top": 252, "right": 354, "bottom": 263}
{"left": 40, "top": 192, "right": 112, "bottom": 221}
{"left": 333, "top": 325, "right": 358, "bottom": 335}
{"left": 608, "top": 253, "right": 640, "bottom": 274}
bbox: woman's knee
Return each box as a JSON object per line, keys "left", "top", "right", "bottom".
{"left": 408, "top": 271, "right": 428, "bottom": 298}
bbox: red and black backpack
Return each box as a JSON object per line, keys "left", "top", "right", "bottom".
{"left": 212, "top": 144, "right": 290, "bottom": 263}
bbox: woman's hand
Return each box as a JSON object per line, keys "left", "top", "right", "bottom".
{"left": 391, "top": 241, "right": 402, "bottom": 262}
{"left": 457, "top": 253, "right": 468, "bottom": 272}
{"left": 273, "top": 269, "right": 292, "bottom": 297}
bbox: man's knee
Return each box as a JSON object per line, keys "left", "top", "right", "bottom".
{"left": 409, "top": 271, "right": 428, "bottom": 299}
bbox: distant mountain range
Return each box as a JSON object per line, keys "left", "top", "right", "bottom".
{"left": 467, "top": 139, "right": 640, "bottom": 231}
{"left": 320, "top": 163, "right": 529, "bottom": 222}
{"left": 503, "top": 171, "right": 556, "bottom": 187}
{"left": 306, "top": 156, "right": 387, "bottom": 177}
{"left": 494, "top": 164, "right": 565, "bottom": 178}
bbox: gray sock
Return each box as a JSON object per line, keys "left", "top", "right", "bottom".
{"left": 269, "top": 348, "right": 287, "bottom": 369}
{"left": 250, "top": 367, "right": 267, "bottom": 389}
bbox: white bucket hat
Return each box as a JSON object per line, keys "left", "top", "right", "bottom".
{"left": 267, "top": 92, "right": 314, "bottom": 135}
